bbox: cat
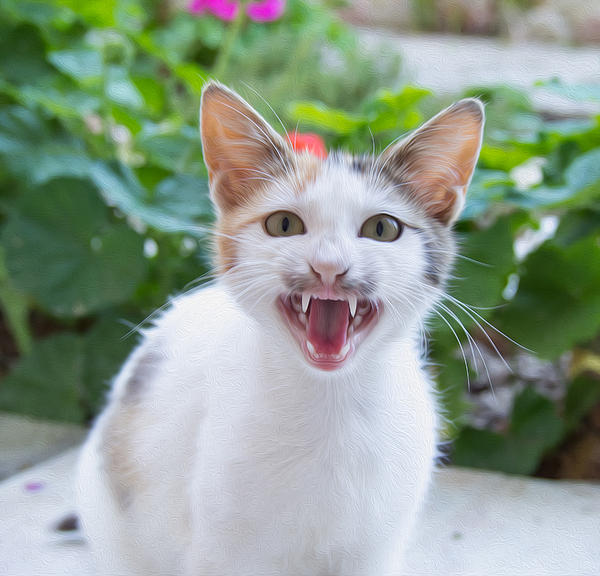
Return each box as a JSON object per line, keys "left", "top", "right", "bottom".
{"left": 76, "top": 81, "right": 484, "bottom": 576}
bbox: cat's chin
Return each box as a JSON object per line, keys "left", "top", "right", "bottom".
{"left": 277, "top": 292, "right": 380, "bottom": 371}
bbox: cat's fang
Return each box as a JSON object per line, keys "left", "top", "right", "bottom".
{"left": 302, "top": 292, "right": 311, "bottom": 314}
{"left": 348, "top": 294, "right": 357, "bottom": 318}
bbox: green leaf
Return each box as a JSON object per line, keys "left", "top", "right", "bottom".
{"left": 105, "top": 65, "right": 144, "bottom": 109}
{"left": 366, "top": 86, "right": 431, "bottom": 133}
{"left": 0, "top": 333, "right": 85, "bottom": 422}
{"left": 48, "top": 48, "right": 103, "bottom": 84}
{"left": 18, "top": 79, "right": 102, "bottom": 118}
{"left": 499, "top": 235, "right": 600, "bottom": 359}
{"left": 0, "top": 245, "right": 32, "bottom": 355}
{"left": 553, "top": 210, "right": 600, "bottom": 248}
{"left": 564, "top": 147, "right": 600, "bottom": 200}
{"left": 173, "top": 63, "right": 208, "bottom": 95}
{"left": 0, "top": 0, "right": 76, "bottom": 29}
{"left": 461, "top": 169, "right": 515, "bottom": 220}
{"left": 450, "top": 213, "right": 523, "bottom": 315}
{"left": 136, "top": 14, "right": 217, "bottom": 66}
{"left": 131, "top": 76, "right": 165, "bottom": 117}
{"left": 59, "top": 0, "right": 117, "bottom": 27}
{"left": 0, "top": 316, "right": 139, "bottom": 422}
{"left": 0, "top": 106, "right": 93, "bottom": 184}
{"left": 432, "top": 350, "right": 473, "bottom": 439}
{"left": 0, "top": 106, "right": 51, "bottom": 156}
{"left": 287, "top": 101, "right": 367, "bottom": 134}
{"left": 135, "top": 124, "right": 204, "bottom": 173}
{"left": 0, "top": 23, "right": 54, "bottom": 86}
{"left": 453, "top": 387, "right": 564, "bottom": 475}
{"left": 2, "top": 178, "right": 146, "bottom": 317}
{"left": 91, "top": 162, "right": 212, "bottom": 237}
{"left": 540, "top": 79, "right": 600, "bottom": 102}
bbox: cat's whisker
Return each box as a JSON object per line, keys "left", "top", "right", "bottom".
{"left": 441, "top": 296, "right": 513, "bottom": 377}
{"left": 239, "top": 82, "right": 303, "bottom": 178}
{"left": 408, "top": 279, "right": 499, "bottom": 386}
{"left": 435, "top": 300, "right": 493, "bottom": 394}
{"left": 422, "top": 248, "right": 492, "bottom": 267}
{"left": 241, "top": 83, "right": 290, "bottom": 145}
{"left": 218, "top": 101, "right": 293, "bottom": 176}
{"left": 444, "top": 293, "right": 532, "bottom": 353}
{"left": 428, "top": 306, "right": 472, "bottom": 392}
{"left": 385, "top": 286, "right": 477, "bottom": 392}
{"left": 120, "top": 299, "right": 175, "bottom": 340}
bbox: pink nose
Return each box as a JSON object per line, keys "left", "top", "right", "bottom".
{"left": 310, "top": 261, "right": 349, "bottom": 286}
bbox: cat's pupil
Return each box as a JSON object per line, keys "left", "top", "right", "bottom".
{"left": 282, "top": 216, "right": 289, "bottom": 232}
{"left": 376, "top": 220, "right": 384, "bottom": 236}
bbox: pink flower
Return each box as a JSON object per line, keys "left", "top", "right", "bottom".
{"left": 246, "top": 0, "right": 285, "bottom": 22}
{"left": 188, "top": 0, "right": 239, "bottom": 21}
{"left": 188, "top": 0, "right": 285, "bottom": 22}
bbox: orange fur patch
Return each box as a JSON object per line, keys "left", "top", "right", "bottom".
{"left": 215, "top": 152, "right": 323, "bottom": 273}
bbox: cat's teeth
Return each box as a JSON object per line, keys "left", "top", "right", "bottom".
{"left": 353, "top": 314, "right": 363, "bottom": 328}
{"left": 302, "top": 292, "right": 311, "bottom": 314}
{"left": 298, "top": 312, "right": 307, "bottom": 326}
{"left": 306, "top": 340, "right": 350, "bottom": 360}
{"left": 348, "top": 295, "right": 357, "bottom": 318}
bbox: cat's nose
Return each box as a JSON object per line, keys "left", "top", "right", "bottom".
{"left": 309, "top": 261, "right": 349, "bottom": 286}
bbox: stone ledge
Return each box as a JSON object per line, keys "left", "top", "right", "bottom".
{"left": 1, "top": 447, "right": 599, "bottom": 575}
{"left": 0, "top": 413, "right": 85, "bottom": 481}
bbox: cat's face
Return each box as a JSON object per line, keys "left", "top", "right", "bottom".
{"left": 200, "top": 83, "right": 484, "bottom": 372}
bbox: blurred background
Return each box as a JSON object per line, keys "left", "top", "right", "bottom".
{"left": 0, "top": 0, "right": 599, "bottom": 482}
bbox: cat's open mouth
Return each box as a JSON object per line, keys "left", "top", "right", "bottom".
{"left": 278, "top": 292, "right": 379, "bottom": 370}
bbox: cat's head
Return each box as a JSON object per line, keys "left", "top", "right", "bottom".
{"left": 200, "top": 82, "right": 484, "bottom": 372}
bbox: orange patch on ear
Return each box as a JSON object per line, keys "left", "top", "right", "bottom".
{"left": 381, "top": 98, "right": 485, "bottom": 224}
{"left": 200, "top": 82, "right": 292, "bottom": 214}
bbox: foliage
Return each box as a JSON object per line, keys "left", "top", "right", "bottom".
{"left": 0, "top": 0, "right": 599, "bottom": 478}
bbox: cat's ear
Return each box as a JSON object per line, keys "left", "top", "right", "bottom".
{"left": 200, "top": 82, "right": 291, "bottom": 213}
{"left": 380, "top": 98, "right": 484, "bottom": 225}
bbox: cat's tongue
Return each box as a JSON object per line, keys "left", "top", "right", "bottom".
{"left": 307, "top": 299, "right": 349, "bottom": 355}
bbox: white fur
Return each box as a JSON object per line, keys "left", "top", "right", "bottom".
{"left": 77, "top": 157, "right": 446, "bottom": 576}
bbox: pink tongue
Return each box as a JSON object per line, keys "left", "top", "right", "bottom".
{"left": 307, "top": 299, "right": 350, "bottom": 355}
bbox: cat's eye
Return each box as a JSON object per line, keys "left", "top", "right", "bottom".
{"left": 360, "top": 214, "right": 403, "bottom": 242}
{"left": 265, "top": 211, "right": 305, "bottom": 237}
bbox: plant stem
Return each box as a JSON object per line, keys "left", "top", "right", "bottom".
{"left": 213, "top": 4, "right": 247, "bottom": 81}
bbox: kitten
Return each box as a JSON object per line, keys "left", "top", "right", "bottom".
{"left": 76, "top": 82, "right": 484, "bottom": 575}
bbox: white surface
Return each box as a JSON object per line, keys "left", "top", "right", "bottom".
{"left": 360, "top": 31, "right": 600, "bottom": 115}
{"left": 1, "top": 447, "right": 599, "bottom": 576}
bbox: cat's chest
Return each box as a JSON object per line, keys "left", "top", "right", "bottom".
{"left": 199, "top": 368, "right": 430, "bottom": 504}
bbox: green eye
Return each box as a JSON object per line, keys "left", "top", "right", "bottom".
{"left": 360, "top": 214, "right": 403, "bottom": 242}
{"left": 265, "top": 211, "right": 305, "bottom": 237}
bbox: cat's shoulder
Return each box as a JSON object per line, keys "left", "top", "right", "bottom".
{"left": 154, "top": 282, "right": 244, "bottom": 334}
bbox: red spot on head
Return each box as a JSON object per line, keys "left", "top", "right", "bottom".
{"left": 287, "top": 132, "right": 327, "bottom": 159}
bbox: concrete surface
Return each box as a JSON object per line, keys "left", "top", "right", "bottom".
{"left": 360, "top": 31, "right": 600, "bottom": 115}
{"left": 0, "top": 413, "right": 85, "bottom": 480}
{"left": 1, "top": 447, "right": 599, "bottom": 576}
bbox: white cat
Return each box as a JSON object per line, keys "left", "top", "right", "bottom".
{"left": 77, "top": 82, "right": 484, "bottom": 575}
